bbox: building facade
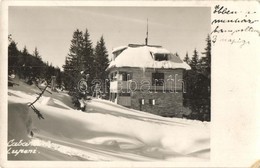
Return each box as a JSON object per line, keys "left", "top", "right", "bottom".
{"left": 107, "top": 44, "right": 191, "bottom": 117}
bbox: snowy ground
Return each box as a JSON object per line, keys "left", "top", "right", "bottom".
{"left": 7, "top": 80, "right": 210, "bottom": 161}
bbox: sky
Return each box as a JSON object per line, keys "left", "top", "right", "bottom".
{"left": 9, "top": 6, "right": 210, "bottom": 70}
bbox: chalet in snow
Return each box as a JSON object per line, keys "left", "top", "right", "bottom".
{"left": 106, "top": 44, "right": 191, "bottom": 117}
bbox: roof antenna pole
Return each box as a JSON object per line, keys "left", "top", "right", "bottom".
{"left": 145, "top": 18, "right": 148, "bottom": 45}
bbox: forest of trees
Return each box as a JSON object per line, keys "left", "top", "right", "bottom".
{"left": 8, "top": 28, "right": 110, "bottom": 110}
{"left": 8, "top": 35, "right": 62, "bottom": 87}
{"left": 8, "top": 30, "right": 210, "bottom": 121}
{"left": 62, "top": 28, "right": 109, "bottom": 108}
{"left": 183, "top": 35, "right": 211, "bottom": 121}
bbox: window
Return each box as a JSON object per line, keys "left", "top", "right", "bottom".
{"left": 120, "top": 72, "right": 132, "bottom": 81}
{"left": 139, "top": 98, "right": 144, "bottom": 105}
{"left": 152, "top": 72, "right": 164, "bottom": 86}
{"left": 110, "top": 73, "right": 115, "bottom": 81}
{"left": 149, "top": 99, "right": 155, "bottom": 105}
{"left": 111, "top": 72, "right": 117, "bottom": 81}
{"left": 154, "top": 53, "right": 168, "bottom": 61}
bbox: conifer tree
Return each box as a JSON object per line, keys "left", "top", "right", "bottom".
{"left": 54, "top": 67, "right": 62, "bottom": 88}
{"left": 63, "top": 29, "right": 90, "bottom": 108}
{"left": 183, "top": 52, "right": 190, "bottom": 64}
{"left": 63, "top": 29, "right": 84, "bottom": 90}
{"left": 45, "top": 63, "right": 56, "bottom": 81}
{"left": 199, "top": 35, "right": 211, "bottom": 121}
{"left": 8, "top": 37, "right": 61, "bottom": 85}
{"left": 183, "top": 37, "right": 211, "bottom": 121}
{"left": 174, "top": 52, "right": 179, "bottom": 58}
{"left": 69, "top": 29, "right": 84, "bottom": 72}
{"left": 31, "top": 47, "right": 44, "bottom": 79}
{"left": 33, "top": 47, "right": 42, "bottom": 61}
{"left": 94, "top": 36, "right": 109, "bottom": 80}
{"left": 8, "top": 40, "right": 19, "bottom": 74}
{"left": 93, "top": 36, "right": 109, "bottom": 97}
{"left": 201, "top": 35, "right": 211, "bottom": 77}
{"left": 62, "top": 56, "right": 73, "bottom": 89}
{"left": 21, "top": 46, "right": 31, "bottom": 79}
{"left": 82, "top": 29, "right": 94, "bottom": 81}
{"left": 190, "top": 49, "right": 199, "bottom": 71}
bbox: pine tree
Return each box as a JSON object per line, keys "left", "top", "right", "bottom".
{"left": 62, "top": 56, "right": 74, "bottom": 89}
{"left": 31, "top": 47, "right": 43, "bottom": 79}
{"left": 22, "top": 46, "right": 29, "bottom": 55}
{"left": 21, "top": 46, "right": 31, "bottom": 79}
{"left": 54, "top": 67, "right": 62, "bottom": 88}
{"left": 33, "top": 47, "right": 42, "bottom": 61}
{"left": 199, "top": 35, "right": 211, "bottom": 121}
{"left": 8, "top": 40, "right": 19, "bottom": 74}
{"left": 174, "top": 52, "right": 179, "bottom": 58}
{"left": 201, "top": 35, "right": 211, "bottom": 77}
{"left": 45, "top": 63, "right": 56, "bottom": 81}
{"left": 93, "top": 36, "right": 109, "bottom": 97}
{"left": 183, "top": 36, "right": 211, "bottom": 121}
{"left": 82, "top": 29, "right": 94, "bottom": 81}
{"left": 183, "top": 52, "right": 190, "bottom": 64}
{"left": 94, "top": 36, "right": 109, "bottom": 79}
{"left": 69, "top": 29, "right": 84, "bottom": 72}
{"left": 62, "top": 29, "right": 89, "bottom": 109}
{"left": 8, "top": 34, "right": 13, "bottom": 43}
{"left": 8, "top": 37, "right": 59, "bottom": 85}
{"left": 63, "top": 29, "right": 84, "bottom": 89}
{"left": 190, "top": 49, "right": 199, "bottom": 71}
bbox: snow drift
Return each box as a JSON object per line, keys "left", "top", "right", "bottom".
{"left": 8, "top": 80, "right": 210, "bottom": 161}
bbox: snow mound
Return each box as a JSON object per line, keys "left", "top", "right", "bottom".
{"left": 8, "top": 102, "right": 32, "bottom": 141}
{"left": 40, "top": 97, "right": 55, "bottom": 106}
{"left": 85, "top": 136, "right": 144, "bottom": 150}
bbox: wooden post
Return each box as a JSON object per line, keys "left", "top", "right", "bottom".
{"left": 51, "top": 76, "right": 56, "bottom": 91}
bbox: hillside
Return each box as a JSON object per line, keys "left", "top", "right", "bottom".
{"left": 8, "top": 80, "right": 210, "bottom": 161}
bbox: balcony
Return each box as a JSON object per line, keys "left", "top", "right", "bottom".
{"left": 110, "top": 81, "right": 129, "bottom": 93}
{"left": 110, "top": 81, "right": 118, "bottom": 92}
{"left": 110, "top": 80, "right": 183, "bottom": 93}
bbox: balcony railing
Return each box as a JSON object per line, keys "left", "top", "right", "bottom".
{"left": 110, "top": 80, "right": 183, "bottom": 93}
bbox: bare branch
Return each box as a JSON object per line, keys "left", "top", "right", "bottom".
{"left": 30, "top": 104, "right": 44, "bottom": 119}
{"left": 29, "top": 84, "right": 48, "bottom": 107}
{"left": 36, "top": 84, "right": 52, "bottom": 94}
{"left": 28, "top": 82, "right": 51, "bottom": 119}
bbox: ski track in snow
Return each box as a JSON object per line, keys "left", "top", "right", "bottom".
{"left": 8, "top": 80, "right": 210, "bottom": 161}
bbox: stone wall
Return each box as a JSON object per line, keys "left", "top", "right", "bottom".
{"left": 131, "top": 91, "right": 184, "bottom": 117}
{"left": 108, "top": 67, "right": 186, "bottom": 118}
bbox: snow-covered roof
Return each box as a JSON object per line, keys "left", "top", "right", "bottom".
{"left": 107, "top": 45, "right": 191, "bottom": 70}
{"left": 112, "top": 46, "right": 128, "bottom": 53}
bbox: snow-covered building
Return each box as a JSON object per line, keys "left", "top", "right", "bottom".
{"left": 106, "top": 44, "right": 191, "bottom": 117}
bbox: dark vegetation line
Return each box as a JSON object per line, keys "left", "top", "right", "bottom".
{"left": 8, "top": 30, "right": 211, "bottom": 122}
